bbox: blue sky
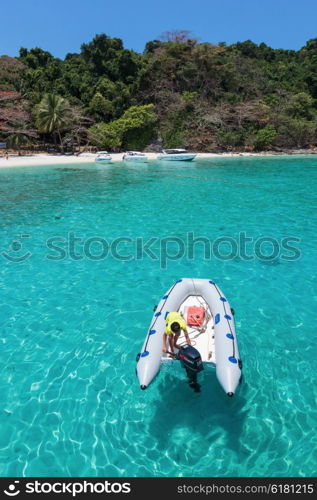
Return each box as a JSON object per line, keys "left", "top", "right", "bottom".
{"left": 1, "top": 0, "right": 316, "bottom": 58}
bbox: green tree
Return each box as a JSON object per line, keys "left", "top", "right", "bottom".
{"left": 116, "top": 104, "right": 157, "bottom": 149}
{"left": 253, "top": 125, "right": 277, "bottom": 150}
{"left": 286, "top": 92, "right": 315, "bottom": 119}
{"left": 6, "top": 132, "right": 33, "bottom": 154}
{"left": 88, "top": 104, "right": 157, "bottom": 150}
{"left": 81, "top": 34, "right": 123, "bottom": 77}
{"left": 216, "top": 129, "right": 245, "bottom": 150}
{"left": 34, "top": 94, "right": 71, "bottom": 151}
{"left": 87, "top": 122, "right": 121, "bottom": 150}
{"left": 95, "top": 78, "right": 116, "bottom": 99}
{"left": 276, "top": 117, "right": 316, "bottom": 148}
{"left": 144, "top": 40, "right": 163, "bottom": 54}
{"left": 88, "top": 92, "right": 114, "bottom": 121}
{"left": 19, "top": 47, "right": 55, "bottom": 69}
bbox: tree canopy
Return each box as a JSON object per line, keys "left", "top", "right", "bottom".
{"left": 1, "top": 33, "right": 317, "bottom": 152}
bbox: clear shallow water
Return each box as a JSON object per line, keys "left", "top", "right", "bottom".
{"left": 0, "top": 156, "right": 316, "bottom": 477}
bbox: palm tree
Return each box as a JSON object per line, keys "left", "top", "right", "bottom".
{"left": 7, "top": 133, "right": 31, "bottom": 155}
{"left": 34, "top": 94, "right": 71, "bottom": 152}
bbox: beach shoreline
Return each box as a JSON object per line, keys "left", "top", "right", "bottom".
{"left": 1, "top": 150, "right": 317, "bottom": 168}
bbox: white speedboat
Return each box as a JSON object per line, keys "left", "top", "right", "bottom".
{"left": 157, "top": 149, "right": 196, "bottom": 161}
{"left": 136, "top": 278, "right": 242, "bottom": 396}
{"left": 123, "top": 151, "right": 148, "bottom": 163}
{"left": 95, "top": 151, "right": 112, "bottom": 163}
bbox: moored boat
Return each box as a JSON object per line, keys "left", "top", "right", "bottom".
{"left": 95, "top": 151, "right": 112, "bottom": 163}
{"left": 157, "top": 149, "right": 196, "bottom": 161}
{"left": 136, "top": 278, "right": 242, "bottom": 396}
{"left": 123, "top": 151, "right": 148, "bottom": 163}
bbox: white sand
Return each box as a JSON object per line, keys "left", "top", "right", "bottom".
{"left": 0, "top": 151, "right": 282, "bottom": 169}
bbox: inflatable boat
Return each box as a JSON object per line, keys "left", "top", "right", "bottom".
{"left": 136, "top": 278, "right": 242, "bottom": 396}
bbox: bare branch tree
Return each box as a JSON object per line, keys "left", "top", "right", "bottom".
{"left": 160, "top": 30, "right": 198, "bottom": 44}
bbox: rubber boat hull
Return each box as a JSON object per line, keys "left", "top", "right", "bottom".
{"left": 136, "top": 278, "right": 242, "bottom": 396}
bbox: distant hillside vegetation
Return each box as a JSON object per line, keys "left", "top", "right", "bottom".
{"left": 1, "top": 32, "right": 317, "bottom": 152}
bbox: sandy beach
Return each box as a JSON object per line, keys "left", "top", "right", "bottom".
{"left": 0, "top": 150, "right": 311, "bottom": 168}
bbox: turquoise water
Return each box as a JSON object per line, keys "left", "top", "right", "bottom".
{"left": 0, "top": 156, "right": 316, "bottom": 477}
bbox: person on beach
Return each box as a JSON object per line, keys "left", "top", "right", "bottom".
{"left": 5, "top": 151, "right": 8, "bottom": 160}
{"left": 163, "top": 311, "right": 191, "bottom": 355}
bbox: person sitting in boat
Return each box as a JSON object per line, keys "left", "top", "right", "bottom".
{"left": 163, "top": 311, "right": 191, "bottom": 355}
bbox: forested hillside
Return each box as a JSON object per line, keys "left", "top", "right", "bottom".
{"left": 1, "top": 32, "right": 317, "bottom": 152}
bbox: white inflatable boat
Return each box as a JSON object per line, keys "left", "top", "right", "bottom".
{"left": 136, "top": 278, "right": 242, "bottom": 396}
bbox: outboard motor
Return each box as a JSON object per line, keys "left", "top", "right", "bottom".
{"left": 177, "top": 345, "right": 203, "bottom": 392}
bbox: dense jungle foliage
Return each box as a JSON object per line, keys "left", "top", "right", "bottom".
{"left": 1, "top": 32, "right": 317, "bottom": 152}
